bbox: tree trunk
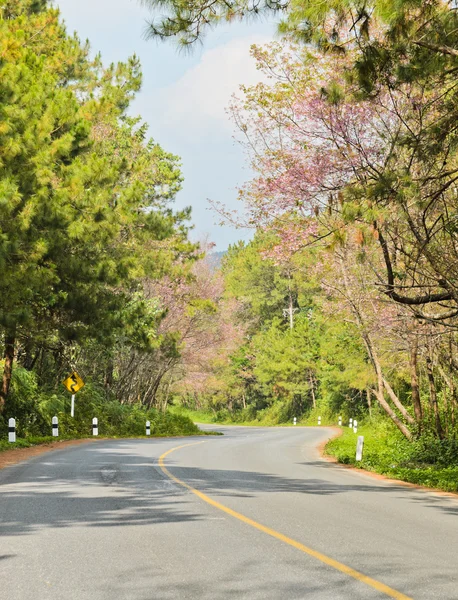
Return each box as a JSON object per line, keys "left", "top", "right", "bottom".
{"left": 104, "top": 357, "right": 114, "bottom": 390}
{"left": 371, "top": 388, "right": 412, "bottom": 439}
{"left": 19, "top": 340, "right": 37, "bottom": 371}
{"left": 409, "top": 337, "right": 423, "bottom": 425}
{"left": 288, "top": 291, "right": 294, "bottom": 330}
{"left": 143, "top": 376, "right": 160, "bottom": 409}
{"left": 337, "top": 255, "right": 412, "bottom": 438}
{"left": 144, "top": 369, "right": 168, "bottom": 409}
{"left": 162, "top": 377, "right": 172, "bottom": 413}
{"left": 0, "top": 329, "right": 16, "bottom": 414}
{"left": 309, "top": 375, "right": 316, "bottom": 409}
{"left": 426, "top": 357, "right": 444, "bottom": 439}
{"left": 438, "top": 364, "right": 456, "bottom": 431}
{"left": 449, "top": 375, "right": 456, "bottom": 428}
{"left": 366, "top": 388, "right": 372, "bottom": 420}
{"left": 452, "top": 389, "right": 456, "bottom": 429}
{"left": 382, "top": 377, "right": 415, "bottom": 425}
{"left": 363, "top": 332, "right": 412, "bottom": 439}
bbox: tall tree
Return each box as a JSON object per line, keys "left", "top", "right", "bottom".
{"left": 0, "top": 1, "right": 192, "bottom": 412}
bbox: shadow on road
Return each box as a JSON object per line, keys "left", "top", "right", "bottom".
{"left": 0, "top": 440, "right": 205, "bottom": 536}
{"left": 3, "top": 439, "right": 455, "bottom": 540}
{"left": 102, "top": 559, "right": 373, "bottom": 600}
{"left": 164, "top": 459, "right": 418, "bottom": 501}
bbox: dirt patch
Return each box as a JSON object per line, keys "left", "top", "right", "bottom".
{"left": 316, "top": 426, "right": 342, "bottom": 458}
{"left": 0, "top": 439, "right": 98, "bottom": 470}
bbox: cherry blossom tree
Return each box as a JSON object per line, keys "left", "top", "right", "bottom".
{"left": 112, "top": 244, "right": 244, "bottom": 410}
{"left": 228, "top": 41, "right": 458, "bottom": 438}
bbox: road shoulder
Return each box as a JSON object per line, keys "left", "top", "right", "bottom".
{"left": 0, "top": 439, "right": 98, "bottom": 470}
{"left": 319, "top": 426, "right": 458, "bottom": 500}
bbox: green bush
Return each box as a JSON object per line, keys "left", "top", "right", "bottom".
{"left": 407, "top": 434, "right": 458, "bottom": 467}
{"left": 0, "top": 367, "right": 48, "bottom": 437}
{"left": 0, "top": 436, "right": 73, "bottom": 451}
{"left": 325, "top": 420, "right": 458, "bottom": 493}
{"left": 56, "top": 399, "right": 200, "bottom": 438}
{"left": 1, "top": 371, "right": 200, "bottom": 444}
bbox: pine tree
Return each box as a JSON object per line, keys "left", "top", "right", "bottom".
{"left": 0, "top": 2, "right": 192, "bottom": 412}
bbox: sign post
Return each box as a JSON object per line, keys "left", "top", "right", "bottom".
{"left": 63, "top": 371, "right": 85, "bottom": 417}
{"left": 356, "top": 436, "right": 364, "bottom": 461}
{"left": 8, "top": 418, "right": 16, "bottom": 443}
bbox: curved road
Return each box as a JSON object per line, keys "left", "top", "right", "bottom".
{"left": 1, "top": 426, "right": 458, "bottom": 599}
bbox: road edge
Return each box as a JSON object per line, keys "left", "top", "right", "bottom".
{"left": 318, "top": 427, "right": 458, "bottom": 500}
{"left": 0, "top": 438, "right": 100, "bottom": 470}
{"left": 0, "top": 432, "right": 218, "bottom": 471}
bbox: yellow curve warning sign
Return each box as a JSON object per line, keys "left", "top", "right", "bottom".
{"left": 63, "top": 371, "right": 85, "bottom": 394}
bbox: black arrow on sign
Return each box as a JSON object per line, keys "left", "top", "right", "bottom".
{"left": 70, "top": 374, "right": 78, "bottom": 393}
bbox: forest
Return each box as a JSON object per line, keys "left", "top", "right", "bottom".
{"left": 2, "top": 0, "right": 458, "bottom": 487}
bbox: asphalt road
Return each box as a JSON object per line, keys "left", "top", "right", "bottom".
{"left": 1, "top": 425, "right": 458, "bottom": 600}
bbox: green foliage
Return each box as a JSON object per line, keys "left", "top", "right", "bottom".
{"left": 174, "top": 400, "right": 319, "bottom": 426}
{"left": 404, "top": 434, "right": 458, "bottom": 468}
{"left": 0, "top": 364, "right": 47, "bottom": 436}
{"left": 54, "top": 386, "right": 200, "bottom": 438}
{"left": 326, "top": 422, "right": 458, "bottom": 492}
{"left": 253, "top": 316, "right": 318, "bottom": 399}
{"left": 55, "top": 406, "right": 197, "bottom": 438}
{"left": 325, "top": 421, "right": 407, "bottom": 467}
{"left": 0, "top": 1, "right": 198, "bottom": 428}
{"left": 170, "top": 404, "right": 221, "bottom": 424}
{"left": 0, "top": 364, "right": 200, "bottom": 440}
{"left": 0, "top": 436, "right": 59, "bottom": 452}
{"left": 143, "top": 0, "right": 458, "bottom": 476}
{"left": 141, "top": 0, "right": 287, "bottom": 46}
{"left": 0, "top": 3, "right": 190, "bottom": 340}
{"left": 202, "top": 231, "right": 373, "bottom": 423}
{"left": 223, "top": 238, "right": 295, "bottom": 330}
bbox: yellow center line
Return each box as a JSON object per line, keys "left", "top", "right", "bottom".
{"left": 159, "top": 442, "right": 413, "bottom": 600}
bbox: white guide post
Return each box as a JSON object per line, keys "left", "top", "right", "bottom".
{"left": 293, "top": 417, "right": 297, "bottom": 426}
{"left": 146, "top": 421, "right": 151, "bottom": 436}
{"left": 353, "top": 419, "right": 358, "bottom": 433}
{"left": 349, "top": 418, "right": 353, "bottom": 428}
{"left": 92, "top": 417, "right": 98, "bottom": 436}
{"left": 8, "top": 418, "right": 16, "bottom": 443}
{"left": 318, "top": 416, "right": 321, "bottom": 426}
{"left": 338, "top": 416, "right": 342, "bottom": 426}
{"left": 52, "top": 416, "right": 58, "bottom": 437}
{"left": 356, "top": 436, "right": 364, "bottom": 461}
{"left": 71, "top": 394, "right": 75, "bottom": 417}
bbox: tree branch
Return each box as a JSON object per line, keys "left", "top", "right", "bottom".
{"left": 413, "top": 41, "right": 458, "bottom": 58}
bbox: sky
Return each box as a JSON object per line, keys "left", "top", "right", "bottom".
{"left": 55, "top": 0, "right": 278, "bottom": 250}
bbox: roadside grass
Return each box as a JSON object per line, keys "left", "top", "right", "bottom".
{"left": 169, "top": 404, "right": 341, "bottom": 427}
{"left": 169, "top": 405, "right": 279, "bottom": 426}
{"left": 325, "top": 422, "right": 458, "bottom": 493}
{"left": 0, "top": 436, "right": 79, "bottom": 452}
{"left": 1, "top": 411, "right": 222, "bottom": 452}
{"left": 169, "top": 406, "right": 219, "bottom": 424}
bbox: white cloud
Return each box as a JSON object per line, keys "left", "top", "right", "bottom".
{"left": 143, "top": 35, "right": 270, "bottom": 140}
{"left": 56, "top": 0, "right": 145, "bottom": 28}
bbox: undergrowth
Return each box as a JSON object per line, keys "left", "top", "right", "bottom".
{"left": 325, "top": 421, "right": 458, "bottom": 493}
